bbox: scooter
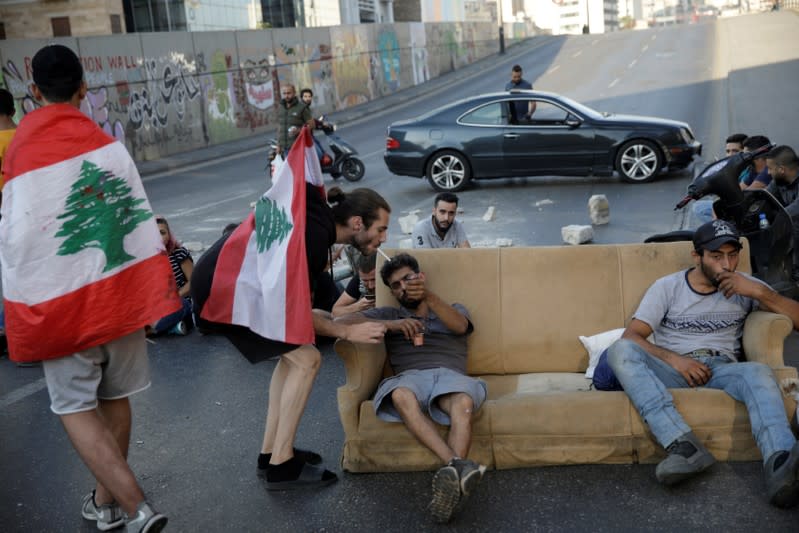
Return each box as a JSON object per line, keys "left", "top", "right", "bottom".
{"left": 646, "top": 144, "right": 798, "bottom": 298}
{"left": 267, "top": 117, "right": 365, "bottom": 182}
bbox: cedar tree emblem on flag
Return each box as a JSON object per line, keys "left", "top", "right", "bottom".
{"left": 255, "top": 196, "right": 293, "bottom": 253}
{"left": 55, "top": 160, "right": 153, "bottom": 271}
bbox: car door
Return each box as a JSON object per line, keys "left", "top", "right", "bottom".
{"left": 455, "top": 102, "right": 507, "bottom": 177}
{"left": 502, "top": 98, "right": 595, "bottom": 176}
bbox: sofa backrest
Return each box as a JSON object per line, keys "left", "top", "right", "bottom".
{"left": 374, "top": 241, "right": 750, "bottom": 375}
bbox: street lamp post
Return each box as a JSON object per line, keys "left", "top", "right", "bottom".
{"left": 498, "top": 0, "right": 505, "bottom": 54}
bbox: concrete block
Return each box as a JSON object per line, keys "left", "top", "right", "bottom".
{"left": 482, "top": 206, "right": 496, "bottom": 221}
{"left": 183, "top": 241, "right": 206, "bottom": 253}
{"left": 495, "top": 238, "right": 513, "bottom": 247}
{"left": 399, "top": 238, "right": 413, "bottom": 249}
{"left": 561, "top": 225, "right": 594, "bottom": 245}
{"left": 398, "top": 213, "right": 419, "bottom": 234}
{"left": 588, "top": 194, "right": 610, "bottom": 225}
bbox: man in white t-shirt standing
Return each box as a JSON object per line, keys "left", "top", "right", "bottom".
{"left": 607, "top": 220, "right": 799, "bottom": 508}
{"left": 412, "top": 192, "right": 471, "bottom": 249}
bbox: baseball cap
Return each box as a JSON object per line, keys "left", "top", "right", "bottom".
{"left": 692, "top": 220, "right": 742, "bottom": 251}
{"left": 32, "top": 44, "right": 83, "bottom": 90}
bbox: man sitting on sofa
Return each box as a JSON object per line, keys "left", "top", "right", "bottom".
{"left": 607, "top": 220, "right": 799, "bottom": 507}
{"left": 337, "top": 252, "right": 486, "bottom": 523}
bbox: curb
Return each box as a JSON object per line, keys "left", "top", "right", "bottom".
{"left": 137, "top": 35, "right": 558, "bottom": 178}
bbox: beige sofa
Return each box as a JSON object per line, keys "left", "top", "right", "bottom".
{"left": 334, "top": 242, "right": 798, "bottom": 473}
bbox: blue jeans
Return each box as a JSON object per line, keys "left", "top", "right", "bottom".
{"left": 608, "top": 338, "right": 795, "bottom": 462}
{"left": 153, "top": 297, "right": 192, "bottom": 334}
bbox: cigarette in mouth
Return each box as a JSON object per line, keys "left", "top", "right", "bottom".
{"left": 377, "top": 248, "right": 392, "bottom": 261}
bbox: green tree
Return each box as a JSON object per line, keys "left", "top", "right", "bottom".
{"left": 56, "top": 160, "right": 153, "bottom": 272}
{"left": 255, "top": 196, "right": 293, "bottom": 253}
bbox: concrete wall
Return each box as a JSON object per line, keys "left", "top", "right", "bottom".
{"left": 0, "top": 22, "right": 534, "bottom": 162}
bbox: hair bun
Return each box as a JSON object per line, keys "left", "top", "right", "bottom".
{"left": 327, "top": 186, "right": 345, "bottom": 206}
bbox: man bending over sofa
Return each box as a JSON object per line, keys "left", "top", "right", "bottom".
{"left": 337, "top": 252, "right": 486, "bottom": 523}
{"left": 607, "top": 220, "right": 799, "bottom": 507}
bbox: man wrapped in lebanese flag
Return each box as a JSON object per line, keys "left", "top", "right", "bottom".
{"left": 0, "top": 44, "right": 176, "bottom": 530}
{"left": 1, "top": 58, "right": 179, "bottom": 363}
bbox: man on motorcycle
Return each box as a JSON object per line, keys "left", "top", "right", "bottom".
{"left": 276, "top": 84, "right": 313, "bottom": 156}
{"left": 765, "top": 145, "right": 799, "bottom": 281}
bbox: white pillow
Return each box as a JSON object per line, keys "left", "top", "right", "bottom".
{"left": 579, "top": 328, "right": 625, "bottom": 379}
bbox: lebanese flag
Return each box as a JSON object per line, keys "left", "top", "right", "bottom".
{"left": 0, "top": 104, "right": 181, "bottom": 362}
{"left": 201, "top": 127, "right": 324, "bottom": 344}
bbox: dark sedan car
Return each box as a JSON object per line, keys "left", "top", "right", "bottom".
{"left": 384, "top": 90, "right": 702, "bottom": 191}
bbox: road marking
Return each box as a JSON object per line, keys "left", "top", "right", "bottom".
{"left": 571, "top": 51, "right": 582, "bottom": 58}
{"left": 608, "top": 78, "right": 620, "bottom": 88}
{"left": 362, "top": 148, "right": 384, "bottom": 160}
{"left": 0, "top": 378, "right": 47, "bottom": 409}
{"left": 651, "top": 34, "right": 657, "bottom": 40}
{"left": 168, "top": 190, "right": 259, "bottom": 219}
{"left": 642, "top": 44, "right": 649, "bottom": 52}
{"left": 628, "top": 59, "right": 637, "bottom": 68}
{"left": 546, "top": 65, "right": 560, "bottom": 75}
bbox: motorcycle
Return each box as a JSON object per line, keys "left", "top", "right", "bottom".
{"left": 267, "top": 117, "right": 365, "bottom": 182}
{"left": 645, "top": 144, "right": 798, "bottom": 298}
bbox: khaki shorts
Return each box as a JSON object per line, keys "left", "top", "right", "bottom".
{"left": 42, "top": 329, "right": 150, "bottom": 415}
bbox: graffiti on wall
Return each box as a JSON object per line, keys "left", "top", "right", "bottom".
{"left": 1, "top": 21, "right": 505, "bottom": 161}
{"left": 377, "top": 29, "right": 401, "bottom": 94}
{"left": 233, "top": 57, "right": 274, "bottom": 131}
{"left": 332, "top": 31, "right": 373, "bottom": 109}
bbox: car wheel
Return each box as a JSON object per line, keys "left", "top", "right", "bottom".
{"left": 616, "top": 140, "right": 663, "bottom": 183}
{"left": 425, "top": 150, "right": 471, "bottom": 192}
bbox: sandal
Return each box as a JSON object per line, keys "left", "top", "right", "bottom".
{"left": 266, "top": 462, "right": 338, "bottom": 491}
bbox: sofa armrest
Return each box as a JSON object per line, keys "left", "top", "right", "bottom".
{"left": 742, "top": 311, "right": 793, "bottom": 368}
{"left": 334, "top": 339, "right": 387, "bottom": 438}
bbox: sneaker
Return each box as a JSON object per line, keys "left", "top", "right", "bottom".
{"left": 450, "top": 458, "right": 486, "bottom": 498}
{"left": 428, "top": 464, "right": 460, "bottom": 524}
{"left": 655, "top": 431, "right": 716, "bottom": 485}
{"left": 765, "top": 440, "right": 799, "bottom": 508}
{"left": 81, "top": 491, "right": 125, "bottom": 531}
{"left": 168, "top": 322, "right": 188, "bottom": 336}
{"left": 124, "top": 501, "right": 167, "bottom": 533}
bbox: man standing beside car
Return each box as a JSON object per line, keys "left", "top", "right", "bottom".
{"left": 504, "top": 64, "right": 535, "bottom": 121}
{"left": 413, "top": 193, "right": 471, "bottom": 249}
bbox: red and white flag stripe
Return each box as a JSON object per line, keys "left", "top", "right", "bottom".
{"left": 201, "top": 127, "right": 323, "bottom": 344}
{"left": 0, "top": 104, "right": 180, "bottom": 362}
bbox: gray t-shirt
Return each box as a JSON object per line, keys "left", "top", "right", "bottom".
{"left": 362, "top": 304, "right": 473, "bottom": 374}
{"left": 633, "top": 269, "right": 761, "bottom": 361}
{"left": 412, "top": 217, "right": 468, "bottom": 249}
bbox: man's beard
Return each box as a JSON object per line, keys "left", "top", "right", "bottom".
{"left": 398, "top": 293, "right": 422, "bottom": 309}
{"left": 350, "top": 232, "right": 371, "bottom": 255}
{"left": 700, "top": 258, "right": 725, "bottom": 287}
{"left": 433, "top": 217, "right": 450, "bottom": 234}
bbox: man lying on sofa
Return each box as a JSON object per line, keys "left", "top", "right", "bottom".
{"left": 336, "top": 252, "right": 486, "bottom": 523}
{"left": 607, "top": 219, "right": 799, "bottom": 508}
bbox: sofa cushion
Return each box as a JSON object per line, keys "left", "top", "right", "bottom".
{"left": 500, "top": 246, "right": 625, "bottom": 374}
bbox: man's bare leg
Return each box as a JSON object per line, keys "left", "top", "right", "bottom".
{"left": 61, "top": 409, "right": 143, "bottom": 515}
{"left": 261, "top": 357, "right": 289, "bottom": 454}
{"left": 268, "top": 344, "right": 321, "bottom": 464}
{"left": 391, "top": 387, "right": 456, "bottom": 462}
{"left": 92, "top": 398, "right": 133, "bottom": 506}
{"left": 438, "top": 393, "right": 474, "bottom": 459}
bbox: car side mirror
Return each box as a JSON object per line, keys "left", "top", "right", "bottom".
{"left": 565, "top": 116, "right": 581, "bottom": 128}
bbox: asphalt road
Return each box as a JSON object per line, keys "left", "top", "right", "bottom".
{"left": 2, "top": 11, "right": 799, "bottom": 533}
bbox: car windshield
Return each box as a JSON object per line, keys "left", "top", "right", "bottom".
{"left": 553, "top": 95, "right": 603, "bottom": 120}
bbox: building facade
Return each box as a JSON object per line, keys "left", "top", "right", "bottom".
{"left": 124, "top": 0, "right": 261, "bottom": 32}
{"left": 0, "top": 0, "right": 127, "bottom": 39}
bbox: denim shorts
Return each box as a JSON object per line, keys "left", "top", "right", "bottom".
{"left": 373, "top": 367, "right": 487, "bottom": 425}
{"left": 42, "top": 329, "right": 150, "bottom": 415}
